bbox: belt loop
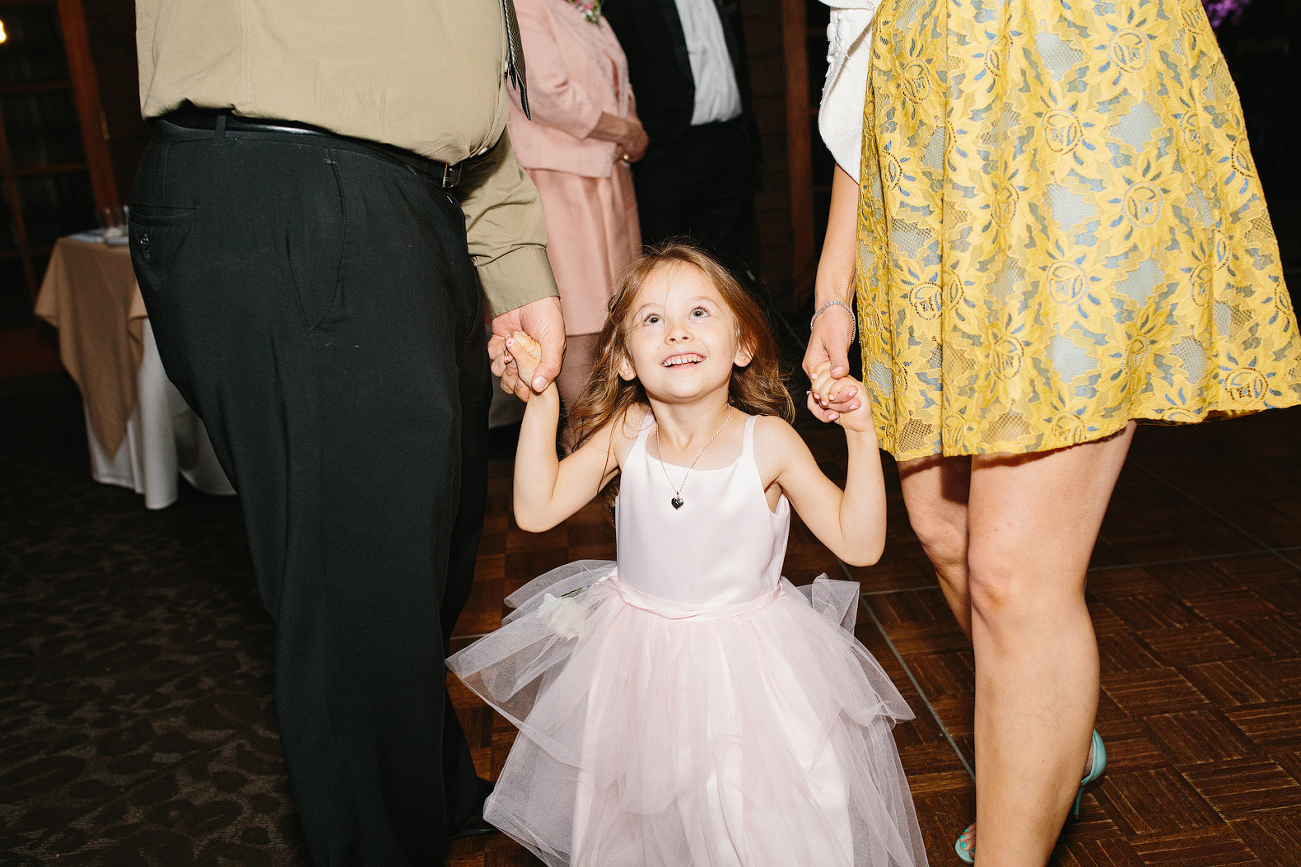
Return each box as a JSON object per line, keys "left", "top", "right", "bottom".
{"left": 215, "top": 113, "right": 226, "bottom": 144}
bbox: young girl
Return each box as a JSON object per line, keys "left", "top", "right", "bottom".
{"left": 448, "top": 244, "right": 928, "bottom": 867}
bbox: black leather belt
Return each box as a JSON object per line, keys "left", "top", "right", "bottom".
{"left": 161, "top": 108, "right": 464, "bottom": 188}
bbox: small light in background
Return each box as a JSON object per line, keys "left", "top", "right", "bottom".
{"left": 0, "top": 21, "right": 8, "bottom": 44}
{"left": 1202, "top": 0, "right": 1254, "bottom": 28}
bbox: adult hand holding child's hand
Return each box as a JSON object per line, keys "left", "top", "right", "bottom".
{"left": 807, "top": 363, "right": 871, "bottom": 432}
{"left": 505, "top": 330, "right": 545, "bottom": 390}
{"left": 490, "top": 296, "right": 565, "bottom": 400}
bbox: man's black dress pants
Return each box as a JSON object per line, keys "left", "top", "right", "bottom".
{"left": 130, "top": 118, "right": 490, "bottom": 866}
{"left": 632, "top": 117, "right": 759, "bottom": 283}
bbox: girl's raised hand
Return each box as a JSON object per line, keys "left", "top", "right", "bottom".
{"left": 505, "top": 330, "right": 545, "bottom": 390}
{"left": 807, "top": 363, "right": 872, "bottom": 432}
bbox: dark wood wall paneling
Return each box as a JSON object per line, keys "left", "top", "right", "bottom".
{"left": 0, "top": 0, "right": 143, "bottom": 376}
{"left": 81, "top": 0, "right": 147, "bottom": 208}
{"left": 744, "top": 0, "right": 802, "bottom": 308}
{"left": 747, "top": 0, "right": 832, "bottom": 311}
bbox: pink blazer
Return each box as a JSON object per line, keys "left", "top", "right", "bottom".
{"left": 506, "top": 0, "right": 634, "bottom": 179}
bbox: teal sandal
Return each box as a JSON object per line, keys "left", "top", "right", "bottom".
{"left": 1073, "top": 730, "right": 1107, "bottom": 816}
{"left": 953, "top": 730, "right": 1106, "bottom": 864}
{"left": 954, "top": 823, "right": 975, "bottom": 864}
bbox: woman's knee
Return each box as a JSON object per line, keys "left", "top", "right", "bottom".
{"left": 964, "top": 549, "right": 1023, "bottom": 623}
{"left": 899, "top": 454, "right": 972, "bottom": 581}
{"left": 908, "top": 507, "right": 968, "bottom": 581}
{"left": 965, "top": 542, "right": 1086, "bottom": 630}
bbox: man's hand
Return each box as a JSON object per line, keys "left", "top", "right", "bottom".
{"left": 504, "top": 330, "right": 544, "bottom": 387}
{"left": 490, "top": 296, "right": 565, "bottom": 400}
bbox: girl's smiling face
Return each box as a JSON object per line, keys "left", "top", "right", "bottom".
{"left": 618, "top": 262, "right": 753, "bottom": 404}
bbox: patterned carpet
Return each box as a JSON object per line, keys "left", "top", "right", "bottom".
{"left": 0, "top": 376, "right": 307, "bottom": 865}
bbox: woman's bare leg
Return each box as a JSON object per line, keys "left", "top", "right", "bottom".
{"left": 898, "top": 454, "right": 974, "bottom": 639}
{"left": 965, "top": 422, "right": 1135, "bottom": 865}
{"left": 898, "top": 453, "right": 978, "bottom": 854}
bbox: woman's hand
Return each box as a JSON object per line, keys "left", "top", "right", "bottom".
{"left": 802, "top": 164, "right": 860, "bottom": 386}
{"left": 621, "top": 115, "right": 648, "bottom": 162}
{"left": 803, "top": 303, "right": 856, "bottom": 387}
{"left": 592, "top": 112, "right": 649, "bottom": 163}
{"left": 807, "top": 362, "right": 872, "bottom": 432}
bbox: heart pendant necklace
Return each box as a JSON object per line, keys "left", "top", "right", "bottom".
{"left": 655, "top": 406, "right": 731, "bottom": 509}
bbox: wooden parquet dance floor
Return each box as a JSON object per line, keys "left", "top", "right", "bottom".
{"left": 447, "top": 406, "right": 1301, "bottom": 867}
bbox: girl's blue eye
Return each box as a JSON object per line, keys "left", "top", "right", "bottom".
{"left": 645, "top": 314, "right": 660, "bottom": 325}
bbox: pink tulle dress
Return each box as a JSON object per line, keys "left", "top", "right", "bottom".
{"left": 447, "top": 415, "right": 929, "bottom": 866}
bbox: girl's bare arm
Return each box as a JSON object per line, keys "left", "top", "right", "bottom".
{"left": 508, "top": 333, "right": 621, "bottom": 532}
{"left": 757, "top": 377, "right": 886, "bottom": 566}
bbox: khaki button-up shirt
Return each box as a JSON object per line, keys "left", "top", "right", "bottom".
{"left": 136, "top": 0, "right": 558, "bottom": 315}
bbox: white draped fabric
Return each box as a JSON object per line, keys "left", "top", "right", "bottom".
{"left": 85, "top": 319, "right": 234, "bottom": 509}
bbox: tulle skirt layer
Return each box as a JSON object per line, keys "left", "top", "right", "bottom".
{"left": 447, "top": 561, "right": 929, "bottom": 867}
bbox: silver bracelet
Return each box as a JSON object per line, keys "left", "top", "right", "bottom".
{"left": 810, "top": 300, "right": 857, "bottom": 343}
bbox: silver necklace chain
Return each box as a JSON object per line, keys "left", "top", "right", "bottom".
{"left": 654, "top": 406, "right": 731, "bottom": 509}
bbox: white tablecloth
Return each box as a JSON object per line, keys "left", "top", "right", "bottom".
{"left": 35, "top": 234, "right": 234, "bottom": 509}
{"left": 86, "top": 319, "right": 235, "bottom": 509}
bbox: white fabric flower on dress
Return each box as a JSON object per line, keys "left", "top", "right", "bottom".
{"left": 537, "top": 591, "right": 591, "bottom": 639}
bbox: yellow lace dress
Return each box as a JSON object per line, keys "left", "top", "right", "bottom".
{"left": 854, "top": 0, "right": 1301, "bottom": 460}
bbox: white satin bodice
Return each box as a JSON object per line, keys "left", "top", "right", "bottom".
{"left": 615, "top": 414, "right": 790, "bottom": 607}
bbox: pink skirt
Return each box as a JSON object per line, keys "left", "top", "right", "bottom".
{"left": 447, "top": 561, "right": 929, "bottom": 867}
{"left": 528, "top": 164, "right": 641, "bottom": 337}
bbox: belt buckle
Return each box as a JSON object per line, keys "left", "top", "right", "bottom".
{"left": 441, "top": 162, "right": 461, "bottom": 188}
